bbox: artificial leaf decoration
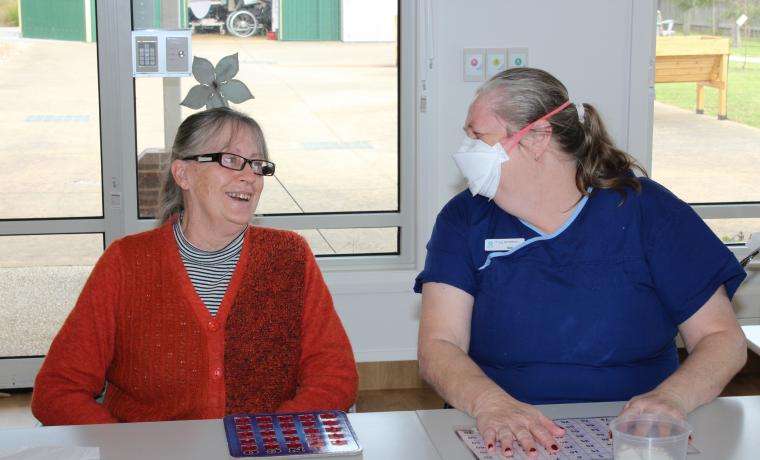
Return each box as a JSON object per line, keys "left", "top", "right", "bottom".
{"left": 222, "top": 80, "right": 254, "bottom": 104}
{"left": 192, "top": 57, "right": 216, "bottom": 85}
{"left": 208, "top": 91, "right": 226, "bottom": 109}
{"left": 181, "top": 53, "right": 254, "bottom": 110}
{"left": 180, "top": 85, "right": 212, "bottom": 109}
{"left": 215, "top": 53, "right": 240, "bottom": 83}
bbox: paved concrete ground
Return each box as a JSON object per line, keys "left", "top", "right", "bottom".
{"left": 0, "top": 31, "right": 397, "bottom": 240}
{"left": 2, "top": 30, "right": 760, "bottom": 356}
{"left": 138, "top": 34, "right": 398, "bottom": 217}
{"left": 730, "top": 55, "right": 760, "bottom": 64}
{"left": 652, "top": 100, "right": 760, "bottom": 242}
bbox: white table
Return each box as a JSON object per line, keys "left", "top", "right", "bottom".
{"left": 417, "top": 396, "right": 760, "bottom": 460}
{"left": 1, "top": 397, "right": 759, "bottom": 459}
{"left": 0, "top": 411, "right": 440, "bottom": 460}
{"left": 742, "top": 325, "right": 760, "bottom": 354}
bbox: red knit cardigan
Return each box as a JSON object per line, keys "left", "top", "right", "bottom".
{"left": 32, "top": 220, "right": 358, "bottom": 425}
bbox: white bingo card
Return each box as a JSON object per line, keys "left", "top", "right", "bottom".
{"left": 455, "top": 417, "right": 699, "bottom": 460}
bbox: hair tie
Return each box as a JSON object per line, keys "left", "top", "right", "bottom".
{"left": 572, "top": 100, "right": 585, "bottom": 123}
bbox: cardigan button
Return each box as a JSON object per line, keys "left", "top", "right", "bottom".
{"left": 213, "top": 367, "right": 222, "bottom": 379}
{"left": 208, "top": 320, "right": 219, "bottom": 332}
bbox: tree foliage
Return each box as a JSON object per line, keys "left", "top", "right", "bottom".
{"left": 673, "top": 0, "right": 715, "bottom": 12}
{"left": 721, "top": 0, "right": 760, "bottom": 28}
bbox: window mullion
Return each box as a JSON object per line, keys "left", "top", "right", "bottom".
{"left": 97, "top": 0, "right": 137, "bottom": 245}
{"left": 692, "top": 203, "right": 760, "bottom": 220}
{"left": 128, "top": 212, "right": 403, "bottom": 234}
{"left": 0, "top": 219, "right": 106, "bottom": 236}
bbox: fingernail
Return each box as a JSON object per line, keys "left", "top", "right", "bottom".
{"left": 529, "top": 447, "right": 537, "bottom": 452}
{"left": 487, "top": 443, "right": 493, "bottom": 449}
{"left": 551, "top": 444, "right": 558, "bottom": 451}
{"left": 505, "top": 447, "right": 512, "bottom": 452}
{"left": 608, "top": 431, "right": 612, "bottom": 439}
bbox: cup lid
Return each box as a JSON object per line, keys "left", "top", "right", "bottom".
{"left": 610, "top": 413, "right": 692, "bottom": 441}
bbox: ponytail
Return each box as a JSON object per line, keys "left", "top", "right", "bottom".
{"left": 574, "top": 104, "right": 646, "bottom": 198}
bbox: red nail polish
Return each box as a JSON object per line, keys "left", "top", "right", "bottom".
{"left": 487, "top": 443, "right": 493, "bottom": 449}
{"left": 505, "top": 447, "right": 512, "bottom": 452}
{"left": 530, "top": 447, "right": 537, "bottom": 452}
{"left": 551, "top": 444, "right": 558, "bottom": 450}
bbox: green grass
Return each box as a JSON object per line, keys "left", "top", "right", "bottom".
{"left": 0, "top": 0, "right": 17, "bottom": 27}
{"left": 655, "top": 60, "right": 760, "bottom": 128}
{"left": 732, "top": 36, "right": 760, "bottom": 59}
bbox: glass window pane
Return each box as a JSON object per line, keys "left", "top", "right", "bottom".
{"left": 652, "top": 49, "right": 760, "bottom": 204}
{"left": 0, "top": 3, "right": 102, "bottom": 219}
{"left": 135, "top": 1, "right": 398, "bottom": 218}
{"left": 295, "top": 227, "right": 398, "bottom": 256}
{"left": 0, "top": 234, "right": 103, "bottom": 357}
{"left": 704, "top": 218, "right": 760, "bottom": 245}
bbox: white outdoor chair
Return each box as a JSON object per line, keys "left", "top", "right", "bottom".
{"left": 657, "top": 10, "right": 676, "bottom": 36}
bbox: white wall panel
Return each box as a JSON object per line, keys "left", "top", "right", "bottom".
{"left": 427, "top": 0, "right": 641, "bottom": 210}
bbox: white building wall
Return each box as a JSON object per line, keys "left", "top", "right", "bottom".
{"left": 342, "top": 0, "right": 398, "bottom": 42}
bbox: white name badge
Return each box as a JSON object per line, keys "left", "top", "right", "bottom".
{"left": 484, "top": 238, "right": 525, "bottom": 252}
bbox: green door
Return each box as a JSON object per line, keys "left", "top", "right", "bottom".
{"left": 280, "top": 0, "right": 341, "bottom": 41}
{"left": 20, "top": 0, "right": 93, "bottom": 42}
{"left": 132, "top": 1, "right": 188, "bottom": 29}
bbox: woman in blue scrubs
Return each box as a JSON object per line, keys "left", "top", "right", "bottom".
{"left": 415, "top": 68, "right": 748, "bottom": 457}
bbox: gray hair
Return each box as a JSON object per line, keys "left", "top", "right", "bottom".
{"left": 477, "top": 67, "right": 643, "bottom": 196}
{"left": 157, "top": 107, "right": 269, "bottom": 225}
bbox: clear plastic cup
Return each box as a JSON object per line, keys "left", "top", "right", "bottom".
{"left": 609, "top": 413, "right": 692, "bottom": 460}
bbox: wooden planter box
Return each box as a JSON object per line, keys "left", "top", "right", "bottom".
{"left": 655, "top": 35, "right": 731, "bottom": 119}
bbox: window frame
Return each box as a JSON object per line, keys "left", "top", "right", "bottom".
{"left": 0, "top": 0, "right": 118, "bottom": 242}
{"left": 0, "top": 0, "right": 419, "bottom": 384}
{"left": 0, "top": 0, "right": 120, "bottom": 383}
{"left": 121, "top": 0, "right": 417, "bottom": 270}
{"left": 634, "top": 3, "right": 757, "bottom": 261}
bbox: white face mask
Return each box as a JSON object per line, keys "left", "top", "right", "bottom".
{"left": 452, "top": 137, "right": 509, "bottom": 199}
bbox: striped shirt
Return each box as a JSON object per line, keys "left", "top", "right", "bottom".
{"left": 173, "top": 219, "right": 245, "bottom": 316}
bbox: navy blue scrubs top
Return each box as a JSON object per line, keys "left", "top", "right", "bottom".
{"left": 414, "top": 178, "right": 745, "bottom": 405}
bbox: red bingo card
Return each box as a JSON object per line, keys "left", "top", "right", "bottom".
{"left": 223, "top": 410, "right": 362, "bottom": 458}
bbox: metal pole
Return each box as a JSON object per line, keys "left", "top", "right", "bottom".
{"left": 162, "top": 1, "right": 182, "bottom": 151}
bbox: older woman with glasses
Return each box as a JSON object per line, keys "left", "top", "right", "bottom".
{"left": 32, "top": 107, "right": 358, "bottom": 425}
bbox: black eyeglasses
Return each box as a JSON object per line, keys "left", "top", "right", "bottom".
{"left": 187, "top": 152, "right": 276, "bottom": 176}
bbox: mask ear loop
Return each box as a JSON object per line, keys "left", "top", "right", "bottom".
{"left": 501, "top": 100, "right": 572, "bottom": 153}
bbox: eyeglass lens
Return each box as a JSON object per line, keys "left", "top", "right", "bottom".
{"left": 219, "top": 153, "right": 273, "bottom": 176}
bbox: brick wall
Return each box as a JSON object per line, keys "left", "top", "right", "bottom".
{"left": 137, "top": 148, "right": 171, "bottom": 219}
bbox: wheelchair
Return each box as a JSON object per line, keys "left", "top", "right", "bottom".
{"left": 188, "top": 0, "right": 271, "bottom": 38}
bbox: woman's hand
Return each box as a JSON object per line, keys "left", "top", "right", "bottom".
{"left": 472, "top": 389, "right": 565, "bottom": 457}
{"left": 618, "top": 388, "right": 692, "bottom": 442}
{"left": 619, "top": 387, "right": 687, "bottom": 421}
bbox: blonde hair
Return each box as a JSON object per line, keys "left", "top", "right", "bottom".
{"left": 157, "top": 107, "right": 268, "bottom": 224}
